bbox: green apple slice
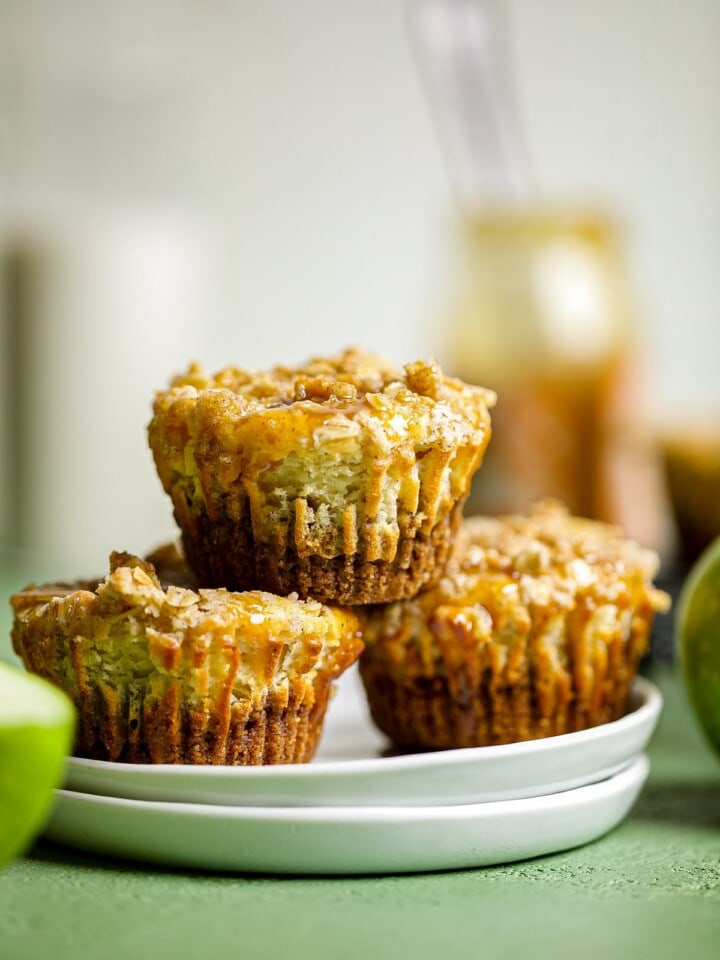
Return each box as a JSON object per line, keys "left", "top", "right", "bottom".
{"left": 676, "top": 536, "right": 720, "bottom": 758}
{"left": 0, "top": 661, "right": 75, "bottom": 869}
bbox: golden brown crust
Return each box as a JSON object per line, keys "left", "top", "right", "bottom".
{"left": 359, "top": 500, "right": 670, "bottom": 749}
{"left": 11, "top": 551, "right": 363, "bottom": 764}
{"left": 148, "top": 348, "right": 494, "bottom": 603}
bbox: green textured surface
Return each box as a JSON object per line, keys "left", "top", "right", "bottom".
{"left": 2, "top": 570, "right": 720, "bottom": 958}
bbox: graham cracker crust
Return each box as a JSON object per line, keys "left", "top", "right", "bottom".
{"left": 358, "top": 664, "right": 638, "bottom": 750}
{"left": 72, "top": 679, "right": 332, "bottom": 765}
{"left": 181, "top": 502, "right": 464, "bottom": 605}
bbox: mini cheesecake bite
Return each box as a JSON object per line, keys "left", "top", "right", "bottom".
{"left": 359, "top": 500, "right": 670, "bottom": 750}
{"left": 11, "top": 550, "right": 363, "bottom": 764}
{"left": 148, "top": 348, "right": 495, "bottom": 604}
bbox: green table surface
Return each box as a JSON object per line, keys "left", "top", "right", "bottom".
{"left": 1, "top": 565, "right": 719, "bottom": 960}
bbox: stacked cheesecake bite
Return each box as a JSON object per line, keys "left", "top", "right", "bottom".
{"left": 11, "top": 348, "right": 668, "bottom": 764}
{"left": 147, "top": 349, "right": 494, "bottom": 604}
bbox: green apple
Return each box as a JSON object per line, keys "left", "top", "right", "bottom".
{"left": 677, "top": 536, "right": 720, "bottom": 758}
{"left": 0, "top": 661, "right": 75, "bottom": 869}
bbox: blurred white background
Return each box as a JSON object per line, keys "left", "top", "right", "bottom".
{"left": 1, "top": 0, "right": 719, "bottom": 568}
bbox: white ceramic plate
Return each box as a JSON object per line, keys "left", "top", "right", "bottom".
{"left": 63, "top": 670, "right": 661, "bottom": 807}
{"left": 45, "top": 755, "right": 649, "bottom": 875}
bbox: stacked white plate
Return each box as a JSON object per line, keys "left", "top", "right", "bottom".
{"left": 45, "top": 668, "right": 660, "bottom": 874}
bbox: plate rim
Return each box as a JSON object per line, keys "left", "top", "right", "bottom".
{"left": 54, "top": 754, "right": 650, "bottom": 822}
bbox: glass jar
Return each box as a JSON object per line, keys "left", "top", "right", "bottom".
{"left": 441, "top": 209, "right": 663, "bottom": 545}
